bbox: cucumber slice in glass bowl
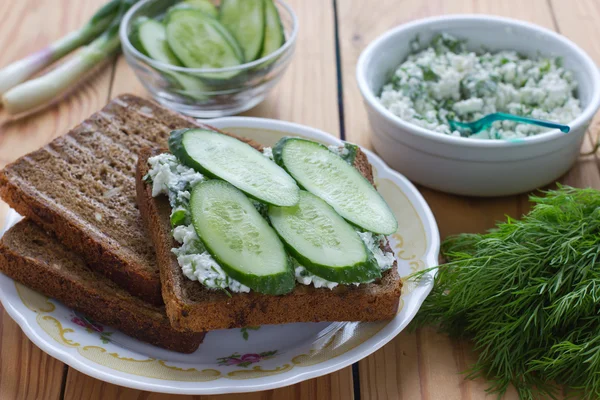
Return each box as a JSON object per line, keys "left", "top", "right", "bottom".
{"left": 169, "top": 128, "right": 300, "bottom": 206}
{"left": 261, "top": 0, "right": 286, "bottom": 59}
{"left": 269, "top": 191, "right": 381, "bottom": 284}
{"left": 133, "top": 18, "right": 209, "bottom": 101}
{"left": 190, "top": 180, "right": 294, "bottom": 295}
{"left": 273, "top": 137, "right": 398, "bottom": 235}
{"left": 165, "top": 8, "right": 243, "bottom": 79}
{"left": 183, "top": 0, "right": 219, "bottom": 18}
{"left": 219, "top": 0, "right": 265, "bottom": 61}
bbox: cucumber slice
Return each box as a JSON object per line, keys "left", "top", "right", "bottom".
{"left": 273, "top": 138, "right": 398, "bottom": 235}
{"left": 190, "top": 180, "right": 294, "bottom": 295}
{"left": 269, "top": 191, "right": 381, "bottom": 284}
{"left": 169, "top": 129, "right": 299, "bottom": 206}
{"left": 135, "top": 18, "right": 182, "bottom": 64}
{"left": 219, "top": 0, "right": 265, "bottom": 61}
{"left": 260, "top": 0, "right": 285, "bottom": 59}
{"left": 183, "top": 0, "right": 218, "bottom": 18}
{"left": 133, "top": 18, "right": 209, "bottom": 101}
{"left": 165, "top": 9, "right": 242, "bottom": 79}
{"left": 167, "top": 5, "right": 245, "bottom": 63}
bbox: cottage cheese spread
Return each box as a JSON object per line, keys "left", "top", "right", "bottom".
{"left": 379, "top": 33, "right": 581, "bottom": 139}
{"left": 147, "top": 154, "right": 249, "bottom": 293}
{"left": 172, "top": 225, "right": 250, "bottom": 293}
{"left": 262, "top": 146, "right": 274, "bottom": 160}
{"left": 328, "top": 144, "right": 350, "bottom": 158}
{"left": 146, "top": 153, "right": 204, "bottom": 222}
{"left": 147, "top": 153, "right": 397, "bottom": 292}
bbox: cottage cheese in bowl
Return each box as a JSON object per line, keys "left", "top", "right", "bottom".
{"left": 356, "top": 15, "right": 600, "bottom": 196}
{"left": 378, "top": 33, "right": 582, "bottom": 140}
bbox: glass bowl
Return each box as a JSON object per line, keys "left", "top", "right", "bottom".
{"left": 120, "top": 0, "right": 298, "bottom": 118}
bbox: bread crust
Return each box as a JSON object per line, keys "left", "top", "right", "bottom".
{"left": 0, "top": 220, "right": 204, "bottom": 353}
{"left": 137, "top": 143, "right": 402, "bottom": 332}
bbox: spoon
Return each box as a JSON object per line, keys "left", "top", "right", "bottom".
{"left": 448, "top": 112, "right": 570, "bottom": 136}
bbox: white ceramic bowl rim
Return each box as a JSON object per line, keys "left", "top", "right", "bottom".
{"left": 119, "top": 0, "right": 299, "bottom": 74}
{"left": 356, "top": 14, "right": 600, "bottom": 149}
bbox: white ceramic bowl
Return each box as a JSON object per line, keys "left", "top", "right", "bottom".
{"left": 357, "top": 15, "right": 600, "bottom": 197}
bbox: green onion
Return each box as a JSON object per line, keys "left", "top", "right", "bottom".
{"left": 0, "top": 0, "right": 121, "bottom": 95}
{"left": 2, "top": 0, "right": 137, "bottom": 114}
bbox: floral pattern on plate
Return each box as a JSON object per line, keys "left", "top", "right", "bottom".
{"left": 217, "top": 351, "right": 278, "bottom": 368}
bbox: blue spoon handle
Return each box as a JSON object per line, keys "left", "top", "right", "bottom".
{"left": 492, "top": 113, "right": 570, "bottom": 133}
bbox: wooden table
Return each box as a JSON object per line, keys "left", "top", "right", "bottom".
{"left": 1, "top": 0, "right": 599, "bottom": 398}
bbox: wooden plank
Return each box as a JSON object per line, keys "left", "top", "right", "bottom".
{"left": 63, "top": 368, "right": 354, "bottom": 400}
{"left": 0, "top": 1, "right": 117, "bottom": 398}
{"left": 336, "top": 0, "right": 577, "bottom": 399}
{"left": 550, "top": 0, "right": 600, "bottom": 182}
{"left": 0, "top": 310, "right": 66, "bottom": 400}
{"left": 63, "top": 0, "right": 353, "bottom": 398}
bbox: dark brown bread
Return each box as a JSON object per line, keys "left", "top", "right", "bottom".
{"left": 0, "top": 219, "right": 205, "bottom": 353}
{"left": 0, "top": 95, "right": 226, "bottom": 305}
{"left": 137, "top": 145, "right": 402, "bottom": 332}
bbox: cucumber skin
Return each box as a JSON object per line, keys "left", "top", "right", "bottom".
{"left": 129, "top": 17, "right": 150, "bottom": 56}
{"left": 169, "top": 129, "right": 214, "bottom": 176}
{"left": 273, "top": 137, "right": 398, "bottom": 235}
{"left": 273, "top": 137, "right": 355, "bottom": 166}
{"left": 221, "top": 259, "right": 295, "bottom": 295}
{"left": 268, "top": 191, "right": 382, "bottom": 284}
{"left": 190, "top": 181, "right": 295, "bottom": 295}
{"left": 268, "top": 204, "right": 382, "bottom": 284}
{"left": 341, "top": 143, "right": 359, "bottom": 165}
{"left": 170, "top": 128, "right": 300, "bottom": 206}
{"left": 219, "top": 0, "right": 265, "bottom": 61}
{"left": 260, "top": 0, "right": 285, "bottom": 59}
{"left": 285, "top": 241, "right": 381, "bottom": 284}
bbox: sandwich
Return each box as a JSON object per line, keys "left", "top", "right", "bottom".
{"left": 0, "top": 93, "right": 402, "bottom": 352}
{"left": 136, "top": 127, "right": 403, "bottom": 332}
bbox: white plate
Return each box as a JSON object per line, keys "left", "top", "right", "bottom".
{"left": 0, "top": 118, "right": 439, "bottom": 395}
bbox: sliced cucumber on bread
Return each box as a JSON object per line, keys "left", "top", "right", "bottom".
{"left": 190, "top": 180, "right": 294, "bottom": 295}
{"left": 219, "top": 0, "right": 265, "bottom": 61}
{"left": 269, "top": 191, "right": 381, "bottom": 284}
{"left": 273, "top": 138, "right": 398, "bottom": 235}
{"left": 169, "top": 128, "right": 299, "bottom": 206}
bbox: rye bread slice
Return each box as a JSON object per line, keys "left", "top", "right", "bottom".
{"left": 0, "top": 95, "right": 232, "bottom": 305}
{"left": 136, "top": 144, "right": 402, "bottom": 332}
{"left": 0, "top": 219, "right": 205, "bottom": 353}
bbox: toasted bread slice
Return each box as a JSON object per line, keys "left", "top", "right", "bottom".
{"left": 0, "top": 95, "right": 239, "bottom": 305}
{"left": 137, "top": 144, "right": 402, "bottom": 332}
{"left": 0, "top": 219, "right": 205, "bottom": 353}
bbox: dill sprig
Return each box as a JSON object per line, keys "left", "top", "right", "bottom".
{"left": 411, "top": 186, "right": 600, "bottom": 399}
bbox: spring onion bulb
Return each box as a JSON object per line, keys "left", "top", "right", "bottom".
{"left": 3, "top": 28, "right": 121, "bottom": 114}
{"left": 0, "top": 0, "right": 121, "bottom": 95}
{"left": 2, "top": 0, "right": 137, "bottom": 114}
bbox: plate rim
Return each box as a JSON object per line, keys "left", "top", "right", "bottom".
{"left": 0, "top": 117, "right": 440, "bottom": 394}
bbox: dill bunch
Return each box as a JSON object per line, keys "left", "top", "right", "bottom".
{"left": 412, "top": 186, "right": 600, "bottom": 399}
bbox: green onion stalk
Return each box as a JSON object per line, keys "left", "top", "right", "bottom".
{"left": 2, "top": 0, "right": 137, "bottom": 114}
{"left": 0, "top": 0, "right": 122, "bottom": 96}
